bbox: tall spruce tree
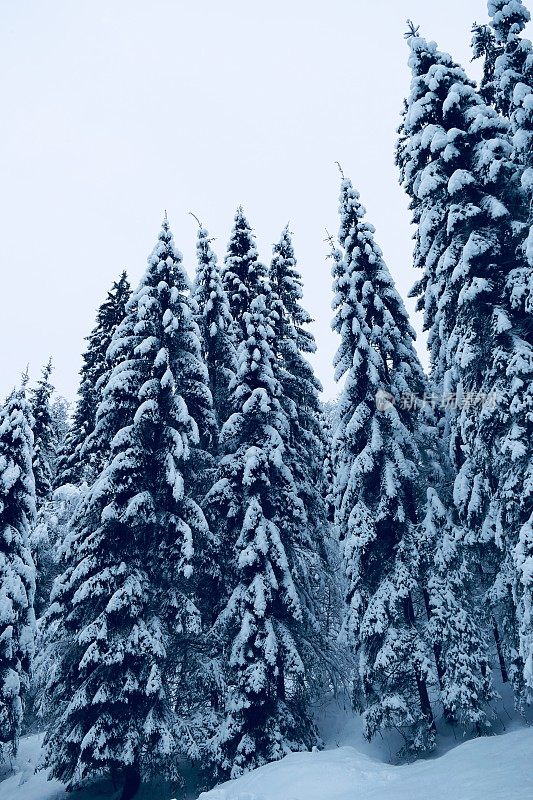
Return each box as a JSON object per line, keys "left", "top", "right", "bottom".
{"left": 488, "top": 0, "right": 533, "bottom": 283}
{"left": 43, "top": 217, "right": 214, "bottom": 797}
{"left": 268, "top": 227, "right": 339, "bottom": 669}
{"left": 397, "top": 28, "right": 531, "bottom": 697}
{"left": 55, "top": 272, "right": 131, "bottom": 487}
{"left": 331, "top": 176, "right": 437, "bottom": 755}
{"left": 192, "top": 222, "right": 237, "bottom": 430}
{"left": 30, "top": 360, "right": 56, "bottom": 505}
{"left": 471, "top": 21, "right": 502, "bottom": 106}
{"left": 203, "top": 294, "right": 320, "bottom": 778}
{"left": 419, "top": 480, "right": 495, "bottom": 729}
{"left": 223, "top": 207, "right": 269, "bottom": 341}
{"left": 488, "top": 0, "right": 532, "bottom": 114}
{"left": 0, "top": 387, "right": 36, "bottom": 759}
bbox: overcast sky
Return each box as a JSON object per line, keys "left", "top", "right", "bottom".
{"left": 2, "top": 0, "right": 529, "bottom": 404}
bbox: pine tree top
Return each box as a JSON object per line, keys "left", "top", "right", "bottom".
{"left": 333, "top": 177, "right": 420, "bottom": 386}
{"left": 194, "top": 224, "right": 233, "bottom": 334}
{"left": 269, "top": 226, "right": 316, "bottom": 355}
{"left": 145, "top": 214, "right": 189, "bottom": 293}
{"left": 226, "top": 206, "right": 259, "bottom": 259}
{"left": 488, "top": 0, "right": 531, "bottom": 44}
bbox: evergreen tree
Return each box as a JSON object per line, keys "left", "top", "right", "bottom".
{"left": 43, "top": 217, "right": 213, "bottom": 796}
{"left": 223, "top": 207, "right": 269, "bottom": 341}
{"left": 30, "top": 360, "right": 56, "bottom": 505}
{"left": 203, "top": 295, "right": 319, "bottom": 778}
{"left": 268, "top": 226, "right": 336, "bottom": 672}
{"left": 397, "top": 28, "right": 530, "bottom": 696}
{"left": 471, "top": 22, "right": 502, "bottom": 106}
{"left": 488, "top": 0, "right": 532, "bottom": 116}
{"left": 0, "top": 387, "right": 36, "bottom": 759}
{"left": 31, "top": 396, "right": 72, "bottom": 619}
{"left": 396, "top": 30, "right": 522, "bottom": 397}
{"left": 49, "top": 396, "right": 70, "bottom": 463}
{"left": 420, "top": 485, "right": 495, "bottom": 729}
{"left": 31, "top": 483, "right": 84, "bottom": 621}
{"left": 331, "top": 176, "right": 436, "bottom": 755}
{"left": 321, "top": 401, "right": 337, "bottom": 524}
{"left": 192, "top": 222, "right": 237, "bottom": 430}
{"left": 488, "top": 0, "right": 533, "bottom": 278}
{"left": 55, "top": 272, "right": 131, "bottom": 487}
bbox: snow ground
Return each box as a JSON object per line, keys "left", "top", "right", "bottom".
{"left": 2, "top": 710, "right": 532, "bottom": 800}
{"left": 196, "top": 726, "right": 533, "bottom": 800}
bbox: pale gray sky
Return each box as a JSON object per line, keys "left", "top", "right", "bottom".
{"left": 2, "top": 0, "right": 526, "bottom": 403}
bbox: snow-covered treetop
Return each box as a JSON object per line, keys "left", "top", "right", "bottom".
{"left": 96, "top": 214, "right": 215, "bottom": 455}
{"left": 333, "top": 178, "right": 421, "bottom": 391}
{"left": 488, "top": 0, "right": 531, "bottom": 44}
{"left": 223, "top": 207, "right": 269, "bottom": 335}
{"left": 269, "top": 225, "right": 315, "bottom": 355}
{"left": 194, "top": 224, "right": 235, "bottom": 344}
{"left": 487, "top": 0, "right": 533, "bottom": 117}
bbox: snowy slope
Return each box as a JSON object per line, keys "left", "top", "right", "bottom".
{"left": 196, "top": 727, "right": 533, "bottom": 800}
{"left": 2, "top": 724, "right": 532, "bottom": 800}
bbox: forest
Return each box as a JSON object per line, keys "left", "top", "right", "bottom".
{"left": 0, "top": 2, "right": 532, "bottom": 799}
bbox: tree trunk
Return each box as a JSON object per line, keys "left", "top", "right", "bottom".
{"left": 405, "top": 592, "right": 436, "bottom": 735}
{"left": 120, "top": 764, "right": 141, "bottom": 800}
{"left": 492, "top": 620, "right": 509, "bottom": 683}
{"left": 422, "top": 588, "right": 445, "bottom": 689}
{"left": 276, "top": 658, "right": 286, "bottom": 701}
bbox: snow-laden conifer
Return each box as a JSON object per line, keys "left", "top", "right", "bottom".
{"left": 420, "top": 485, "right": 495, "bottom": 729}
{"left": 223, "top": 207, "right": 269, "bottom": 341}
{"left": 488, "top": 0, "right": 532, "bottom": 114}
{"left": 471, "top": 21, "right": 502, "bottom": 106}
{"left": 0, "top": 387, "right": 36, "bottom": 760}
{"left": 55, "top": 272, "right": 131, "bottom": 487}
{"left": 397, "top": 31, "right": 523, "bottom": 395}
{"left": 42, "top": 217, "right": 213, "bottom": 795}
{"left": 30, "top": 360, "right": 56, "bottom": 505}
{"left": 192, "top": 223, "right": 237, "bottom": 429}
{"left": 332, "top": 176, "right": 436, "bottom": 755}
{"left": 321, "top": 401, "right": 337, "bottom": 524}
{"left": 203, "top": 294, "right": 319, "bottom": 778}
{"left": 488, "top": 0, "right": 533, "bottom": 281}
{"left": 268, "top": 226, "right": 335, "bottom": 654}
{"left": 398, "top": 29, "right": 530, "bottom": 697}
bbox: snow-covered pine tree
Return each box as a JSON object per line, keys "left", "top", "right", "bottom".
{"left": 397, "top": 28, "right": 530, "bottom": 695}
{"left": 321, "top": 401, "right": 337, "bottom": 524}
{"left": 396, "top": 29, "right": 522, "bottom": 397}
{"left": 42, "top": 216, "right": 214, "bottom": 796}
{"left": 31, "top": 395, "right": 72, "bottom": 619}
{"left": 488, "top": 0, "right": 533, "bottom": 285}
{"left": 488, "top": 0, "right": 532, "bottom": 115}
{"left": 0, "top": 387, "right": 36, "bottom": 760}
{"left": 268, "top": 226, "right": 335, "bottom": 660}
{"left": 192, "top": 222, "right": 237, "bottom": 430}
{"left": 30, "top": 360, "right": 56, "bottom": 506}
{"left": 331, "top": 176, "right": 437, "bottom": 756}
{"left": 223, "top": 207, "right": 269, "bottom": 341}
{"left": 203, "top": 294, "right": 320, "bottom": 778}
{"left": 49, "top": 395, "right": 70, "bottom": 463}
{"left": 419, "top": 478, "right": 495, "bottom": 730}
{"left": 55, "top": 272, "right": 131, "bottom": 487}
{"left": 471, "top": 21, "right": 502, "bottom": 106}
